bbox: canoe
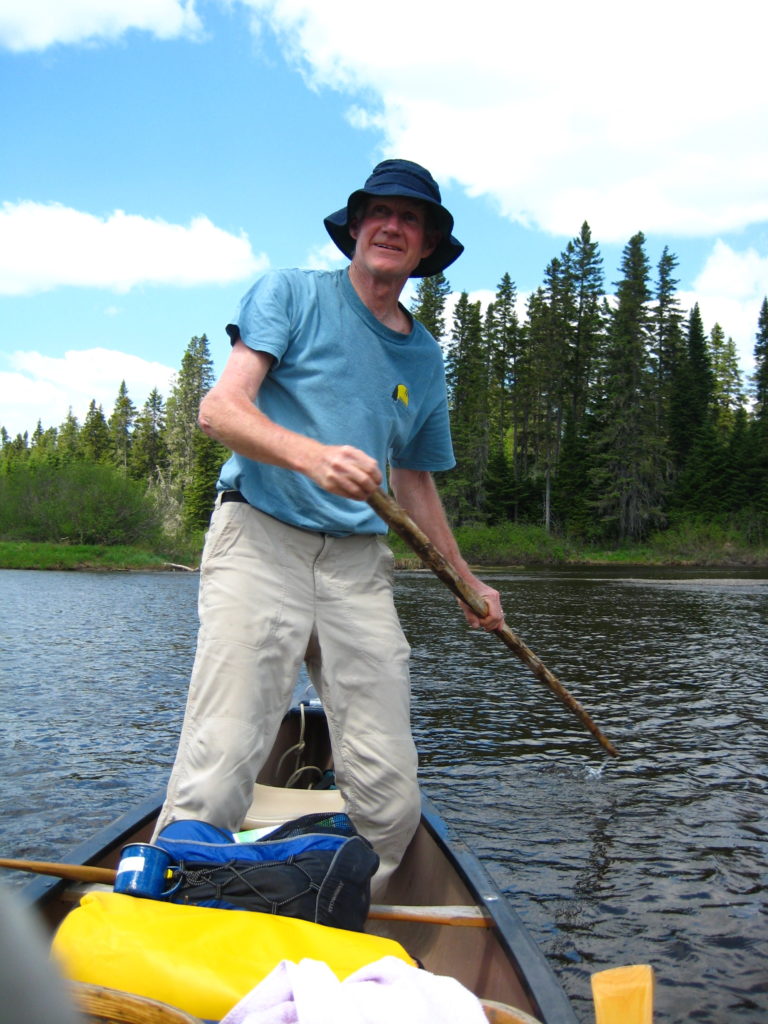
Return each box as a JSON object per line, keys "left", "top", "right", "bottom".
{"left": 21, "top": 697, "right": 578, "bottom": 1024}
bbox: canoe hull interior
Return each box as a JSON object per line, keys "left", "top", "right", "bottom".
{"left": 23, "top": 702, "right": 577, "bottom": 1024}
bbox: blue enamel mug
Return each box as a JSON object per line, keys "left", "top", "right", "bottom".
{"left": 114, "top": 843, "right": 181, "bottom": 900}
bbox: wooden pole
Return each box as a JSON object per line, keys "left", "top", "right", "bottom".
{"left": 0, "top": 857, "right": 117, "bottom": 883}
{"left": 368, "top": 488, "right": 618, "bottom": 757}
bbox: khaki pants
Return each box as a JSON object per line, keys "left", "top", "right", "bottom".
{"left": 155, "top": 497, "right": 420, "bottom": 889}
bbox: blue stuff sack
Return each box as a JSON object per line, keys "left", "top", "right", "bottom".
{"left": 155, "top": 813, "right": 379, "bottom": 932}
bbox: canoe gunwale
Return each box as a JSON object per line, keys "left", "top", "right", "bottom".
{"left": 418, "top": 794, "right": 577, "bottom": 1024}
{"left": 21, "top": 792, "right": 164, "bottom": 911}
{"left": 22, "top": 783, "right": 577, "bottom": 1023}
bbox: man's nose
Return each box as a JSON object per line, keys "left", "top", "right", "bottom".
{"left": 381, "top": 212, "right": 403, "bottom": 231}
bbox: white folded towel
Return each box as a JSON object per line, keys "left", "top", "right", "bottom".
{"left": 220, "top": 955, "right": 489, "bottom": 1024}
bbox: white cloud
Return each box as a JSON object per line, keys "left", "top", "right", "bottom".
{"left": 684, "top": 241, "right": 768, "bottom": 375}
{"left": 238, "top": 0, "right": 768, "bottom": 242}
{"left": 303, "top": 240, "right": 346, "bottom": 272}
{"left": 0, "top": 348, "right": 177, "bottom": 436}
{"left": 0, "top": 201, "right": 268, "bottom": 295}
{"left": 0, "top": 0, "right": 202, "bottom": 51}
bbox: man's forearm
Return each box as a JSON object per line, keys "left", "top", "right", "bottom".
{"left": 389, "top": 469, "right": 474, "bottom": 582}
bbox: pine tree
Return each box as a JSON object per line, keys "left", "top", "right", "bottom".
{"left": 57, "top": 410, "right": 81, "bottom": 463}
{"left": 410, "top": 271, "right": 451, "bottom": 339}
{"left": 753, "top": 297, "right": 768, "bottom": 421}
{"left": 750, "top": 298, "right": 768, "bottom": 533}
{"left": 441, "top": 292, "right": 489, "bottom": 522}
{"left": 669, "top": 304, "right": 715, "bottom": 471}
{"left": 165, "top": 335, "right": 216, "bottom": 491}
{"left": 28, "top": 421, "right": 59, "bottom": 466}
{"left": 129, "top": 388, "right": 168, "bottom": 481}
{"left": 722, "top": 407, "right": 753, "bottom": 516}
{"left": 488, "top": 274, "right": 520, "bottom": 449}
{"left": 513, "top": 290, "right": 547, "bottom": 519}
{"left": 182, "top": 428, "right": 228, "bottom": 531}
{"left": 482, "top": 274, "right": 521, "bottom": 521}
{"left": 109, "top": 380, "right": 136, "bottom": 471}
{"left": 0, "top": 431, "right": 29, "bottom": 471}
{"left": 539, "top": 257, "right": 573, "bottom": 529}
{"left": 709, "top": 325, "right": 744, "bottom": 434}
{"left": 649, "top": 247, "right": 685, "bottom": 448}
{"left": 590, "top": 233, "right": 664, "bottom": 541}
{"left": 80, "top": 401, "right": 112, "bottom": 462}
{"left": 562, "top": 222, "right": 605, "bottom": 429}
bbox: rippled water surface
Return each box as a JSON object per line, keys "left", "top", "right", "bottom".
{"left": 2, "top": 566, "right": 767, "bottom": 1022}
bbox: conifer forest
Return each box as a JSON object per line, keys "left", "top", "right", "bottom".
{"left": 2, "top": 225, "right": 767, "bottom": 552}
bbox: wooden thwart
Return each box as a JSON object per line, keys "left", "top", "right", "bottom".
{"left": 368, "top": 488, "right": 619, "bottom": 756}
{"left": 1, "top": 858, "right": 491, "bottom": 928}
{"left": 369, "top": 903, "right": 492, "bottom": 927}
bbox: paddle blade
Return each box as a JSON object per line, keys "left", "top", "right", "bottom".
{"left": 591, "top": 964, "right": 654, "bottom": 1024}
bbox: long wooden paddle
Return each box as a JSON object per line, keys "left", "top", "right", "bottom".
{"left": 367, "top": 488, "right": 618, "bottom": 757}
{"left": 0, "top": 858, "right": 491, "bottom": 927}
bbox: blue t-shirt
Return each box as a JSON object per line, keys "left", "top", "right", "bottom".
{"left": 217, "top": 268, "right": 455, "bottom": 535}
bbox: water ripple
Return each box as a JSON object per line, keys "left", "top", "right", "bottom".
{"left": 1, "top": 567, "right": 767, "bottom": 1023}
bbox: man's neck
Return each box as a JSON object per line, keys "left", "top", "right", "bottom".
{"left": 347, "top": 264, "right": 412, "bottom": 334}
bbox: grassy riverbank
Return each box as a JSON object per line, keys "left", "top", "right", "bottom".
{"left": 2, "top": 519, "right": 767, "bottom": 571}
{"left": 440, "top": 519, "right": 768, "bottom": 568}
{"left": 0, "top": 540, "right": 200, "bottom": 572}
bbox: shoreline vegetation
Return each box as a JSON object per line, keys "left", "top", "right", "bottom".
{"left": 3, "top": 518, "right": 766, "bottom": 573}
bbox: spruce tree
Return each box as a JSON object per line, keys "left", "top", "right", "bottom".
{"left": 28, "top": 421, "right": 59, "bottom": 466}
{"left": 513, "top": 290, "right": 547, "bottom": 520}
{"left": 750, "top": 298, "right": 768, "bottom": 533}
{"left": 590, "top": 233, "right": 664, "bottom": 541}
{"left": 129, "top": 388, "right": 168, "bottom": 482}
{"left": 165, "top": 335, "right": 216, "bottom": 492}
{"left": 650, "top": 247, "right": 685, "bottom": 449}
{"left": 488, "top": 273, "right": 520, "bottom": 450}
{"left": 182, "top": 428, "right": 228, "bottom": 531}
{"left": 708, "top": 325, "right": 744, "bottom": 435}
{"left": 109, "top": 380, "right": 136, "bottom": 471}
{"left": 57, "top": 410, "right": 81, "bottom": 463}
{"left": 80, "top": 401, "right": 112, "bottom": 463}
{"left": 669, "top": 304, "right": 715, "bottom": 471}
{"left": 441, "top": 293, "right": 489, "bottom": 522}
{"left": 483, "top": 274, "right": 521, "bottom": 521}
{"left": 562, "top": 222, "right": 605, "bottom": 430}
{"left": 410, "top": 271, "right": 451, "bottom": 340}
{"left": 753, "top": 297, "right": 768, "bottom": 421}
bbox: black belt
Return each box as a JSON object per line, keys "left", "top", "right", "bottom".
{"left": 220, "top": 490, "right": 249, "bottom": 505}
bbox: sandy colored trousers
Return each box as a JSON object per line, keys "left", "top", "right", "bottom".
{"left": 154, "top": 496, "right": 420, "bottom": 889}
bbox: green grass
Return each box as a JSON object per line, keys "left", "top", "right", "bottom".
{"left": 0, "top": 541, "right": 186, "bottom": 571}
{"left": 387, "top": 520, "right": 768, "bottom": 569}
{"left": 2, "top": 519, "right": 767, "bottom": 572}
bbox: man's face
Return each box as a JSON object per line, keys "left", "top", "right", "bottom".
{"left": 349, "top": 197, "right": 438, "bottom": 281}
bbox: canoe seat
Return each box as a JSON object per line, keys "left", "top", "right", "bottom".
{"left": 241, "top": 783, "right": 345, "bottom": 830}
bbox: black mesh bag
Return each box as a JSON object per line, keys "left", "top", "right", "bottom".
{"left": 156, "top": 813, "right": 380, "bottom": 932}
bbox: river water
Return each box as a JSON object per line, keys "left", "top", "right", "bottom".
{"left": 1, "top": 566, "right": 766, "bottom": 1022}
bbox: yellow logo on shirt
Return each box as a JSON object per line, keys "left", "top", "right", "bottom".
{"left": 392, "top": 384, "right": 409, "bottom": 406}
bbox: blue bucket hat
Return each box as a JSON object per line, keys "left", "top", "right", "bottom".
{"left": 324, "top": 159, "right": 463, "bottom": 278}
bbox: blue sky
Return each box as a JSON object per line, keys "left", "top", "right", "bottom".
{"left": 1, "top": 0, "right": 767, "bottom": 437}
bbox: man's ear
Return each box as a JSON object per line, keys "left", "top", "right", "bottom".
{"left": 421, "top": 230, "right": 440, "bottom": 259}
{"left": 348, "top": 216, "right": 360, "bottom": 241}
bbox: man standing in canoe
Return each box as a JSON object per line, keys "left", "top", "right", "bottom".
{"left": 155, "top": 159, "right": 504, "bottom": 889}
